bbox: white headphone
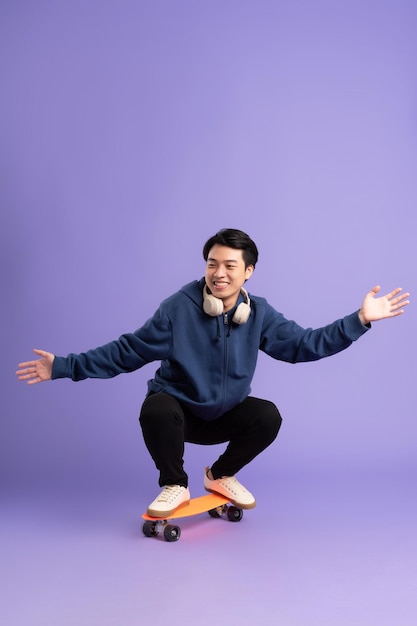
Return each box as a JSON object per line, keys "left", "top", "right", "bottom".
{"left": 203, "top": 285, "right": 251, "bottom": 324}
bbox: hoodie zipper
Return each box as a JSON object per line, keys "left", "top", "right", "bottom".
{"left": 221, "top": 313, "right": 229, "bottom": 411}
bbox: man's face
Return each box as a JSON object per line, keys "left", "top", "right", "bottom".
{"left": 205, "top": 244, "right": 254, "bottom": 313}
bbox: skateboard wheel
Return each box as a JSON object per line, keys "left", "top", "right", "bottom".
{"left": 143, "top": 521, "right": 159, "bottom": 537}
{"left": 226, "top": 506, "right": 243, "bottom": 522}
{"left": 164, "top": 524, "right": 181, "bottom": 542}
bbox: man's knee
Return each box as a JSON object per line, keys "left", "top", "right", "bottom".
{"left": 256, "top": 399, "right": 282, "bottom": 442}
{"left": 139, "top": 392, "right": 184, "bottom": 429}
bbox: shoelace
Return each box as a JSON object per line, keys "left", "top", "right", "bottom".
{"left": 218, "top": 476, "right": 248, "bottom": 496}
{"left": 157, "top": 485, "right": 184, "bottom": 503}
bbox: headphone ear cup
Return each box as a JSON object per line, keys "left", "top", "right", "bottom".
{"left": 232, "top": 302, "right": 251, "bottom": 325}
{"left": 203, "top": 287, "right": 224, "bottom": 316}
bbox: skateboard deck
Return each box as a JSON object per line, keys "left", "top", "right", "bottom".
{"left": 142, "top": 493, "right": 244, "bottom": 542}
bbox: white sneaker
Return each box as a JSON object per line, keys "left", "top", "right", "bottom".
{"left": 204, "top": 467, "right": 256, "bottom": 509}
{"left": 147, "top": 485, "right": 191, "bottom": 517}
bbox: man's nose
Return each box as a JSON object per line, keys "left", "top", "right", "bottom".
{"left": 214, "top": 265, "right": 226, "bottom": 278}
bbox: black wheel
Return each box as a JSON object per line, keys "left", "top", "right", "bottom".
{"left": 164, "top": 524, "right": 181, "bottom": 542}
{"left": 208, "top": 507, "right": 223, "bottom": 518}
{"left": 143, "top": 521, "right": 159, "bottom": 537}
{"left": 226, "top": 506, "right": 243, "bottom": 522}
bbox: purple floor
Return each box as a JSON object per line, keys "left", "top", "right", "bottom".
{"left": 2, "top": 473, "right": 416, "bottom": 626}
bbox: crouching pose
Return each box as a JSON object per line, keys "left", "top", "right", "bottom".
{"left": 16, "top": 229, "right": 410, "bottom": 516}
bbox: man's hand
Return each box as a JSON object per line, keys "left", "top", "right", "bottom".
{"left": 16, "top": 349, "right": 55, "bottom": 385}
{"left": 359, "top": 286, "right": 410, "bottom": 325}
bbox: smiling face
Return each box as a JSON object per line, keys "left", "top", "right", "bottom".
{"left": 204, "top": 244, "right": 254, "bottom": 312}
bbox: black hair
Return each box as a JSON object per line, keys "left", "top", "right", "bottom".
{"left": 202, "top": 229, "right": 259, "bottom": 268}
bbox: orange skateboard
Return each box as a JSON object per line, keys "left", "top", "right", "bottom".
{"left": 142, "top": 493, "right": 244, "bottom": 542}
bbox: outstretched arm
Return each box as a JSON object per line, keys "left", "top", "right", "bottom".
{"left": 358, "top": 286, "right": 410, "bottom": 325}
{"left": 16, "top": 349, "right": 55, "bottom": 385}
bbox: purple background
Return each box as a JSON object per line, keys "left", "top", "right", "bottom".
{"left": 1, "top": 1, "right": 416, "bottom": 625}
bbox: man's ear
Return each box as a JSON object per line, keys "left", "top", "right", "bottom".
{"left": 245, "top": 265, "right": 254, "bottom": 281}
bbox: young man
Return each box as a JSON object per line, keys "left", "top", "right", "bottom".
{"left": 16, "top": 229, "right": 410, "bottom": 516}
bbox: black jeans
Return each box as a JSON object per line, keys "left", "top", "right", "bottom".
{"left": 139, "top": 392, "right": 282, "bottom": 487}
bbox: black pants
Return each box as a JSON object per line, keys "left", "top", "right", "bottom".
{"left": 139, "top": 393, "right": 282, "bottom": 487}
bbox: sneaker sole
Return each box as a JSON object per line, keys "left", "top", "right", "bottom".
{"left": 147, "top": 500, "right": 191, "bottom": 518}
{"left": 204, "top": 487, "right": 256, "bottom": 509}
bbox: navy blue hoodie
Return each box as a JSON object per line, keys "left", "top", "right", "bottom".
{"left": 52, "top": 278, "right": 369, "bottom": 420}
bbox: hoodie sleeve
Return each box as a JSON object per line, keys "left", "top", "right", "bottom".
{"left": 260, "top": 305, "right": 370, "bottom": 364}
{"left": 51, "top": 305, "right": 172, "bottom": 381}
